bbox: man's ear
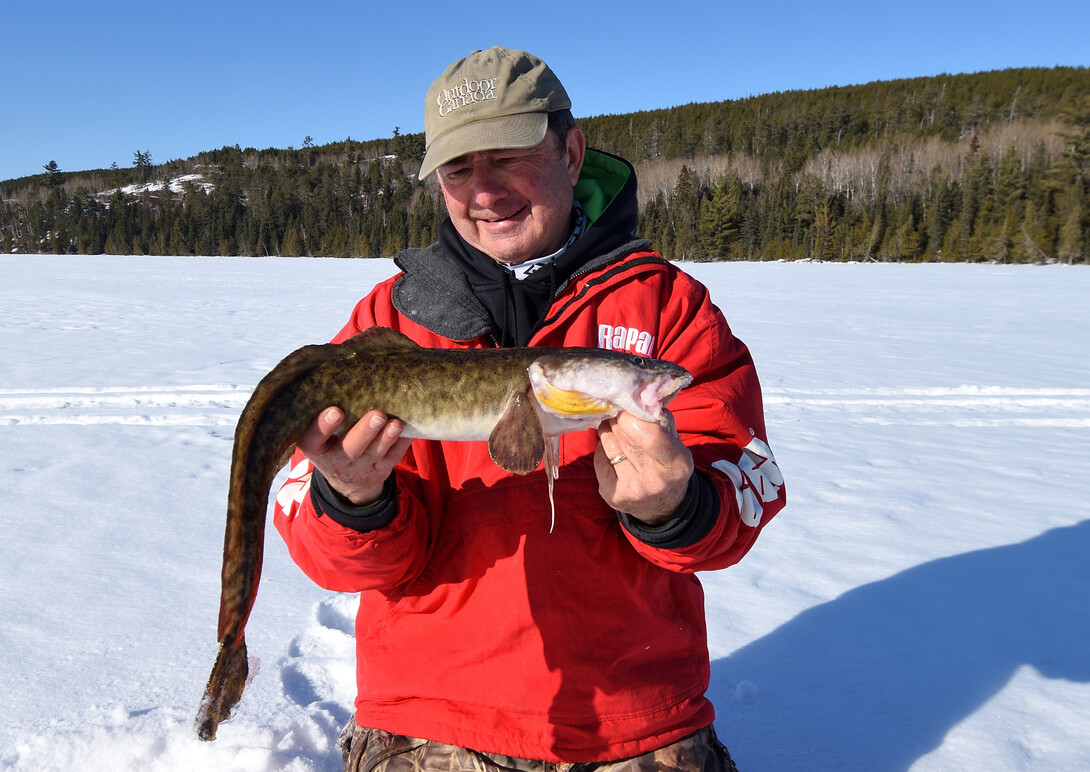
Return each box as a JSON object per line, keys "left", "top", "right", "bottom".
{"left": 565, "top": 127, "right": 586, "bottom": 186}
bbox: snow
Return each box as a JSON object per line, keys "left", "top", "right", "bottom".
{"left": 1, "top": 255, "right": 1088, "bottom": 771}
{"left": 107, "top": 174, "right": 216, "bottom": 198}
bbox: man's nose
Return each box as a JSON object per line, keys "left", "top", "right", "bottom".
{"left": 472, "top": 164, "right": 508, "bottom": 205}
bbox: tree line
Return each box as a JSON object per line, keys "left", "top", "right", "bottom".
{"left": 637, "top": 121, "right": 1088, "bottom": 263}
{"left": 2, "top": 66, "right": 1087, "bottom": 262}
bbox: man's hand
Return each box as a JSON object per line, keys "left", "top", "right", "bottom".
{"left": 297, "top": 408, "right": 413, "bottom": 505}
{"left": 594, "top": 411, "right": 694, "bottom": 526}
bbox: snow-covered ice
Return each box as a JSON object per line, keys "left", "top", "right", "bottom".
{"left": 1, "top": 255, "right": 1087, "bottom": 771}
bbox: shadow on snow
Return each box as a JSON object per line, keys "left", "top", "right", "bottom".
{"left": 711, "top": 520, "right": 1090, "bottom": 771}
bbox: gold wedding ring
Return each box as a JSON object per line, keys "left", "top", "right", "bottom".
{"left": 609, "top": 454, "right": 627, "bottom": 466}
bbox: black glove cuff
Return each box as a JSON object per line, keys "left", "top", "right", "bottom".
{"left": 310, "top": 469, "right": 398, "bottom": 532}
{"left": 618, "top": 472, "right": 721, "bottom": 549}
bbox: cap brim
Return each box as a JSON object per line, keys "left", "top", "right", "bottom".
{"left": 418, "top": 112, "right": 549, "bottom": 180}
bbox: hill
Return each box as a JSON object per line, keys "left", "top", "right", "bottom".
{"left": 2, "top": 66, "right": 1088, "bottom": 262}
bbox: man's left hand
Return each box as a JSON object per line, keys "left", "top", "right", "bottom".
{"left": 594, "top": 411, "right": 693, "bottom": 526}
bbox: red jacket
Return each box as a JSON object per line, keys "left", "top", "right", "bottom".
{"left": 273, "top": 247, "right": 785, "bottom": 762}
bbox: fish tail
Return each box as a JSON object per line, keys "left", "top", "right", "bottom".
{"left": 202, "top": 343, "right": 339, "bottom": 739}
{"left": 195, "top": 637, "right": 249, "bottom": 741}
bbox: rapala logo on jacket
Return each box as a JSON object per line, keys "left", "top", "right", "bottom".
{"left": 598, "top": 324, "right": 655, "bottom": 356}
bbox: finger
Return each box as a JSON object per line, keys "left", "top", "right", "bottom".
{"left": 339, "top": 410, "right": 393, "bottom": 459}
{"left": 603, "top": 416, "right": 653, "bottom": 471}
{"left": 596, "top": 420, "right": 631, "bottom": 469}
{"left": 370, "top": 418, "right": 407, "bottom": 460}
{"left": 358, "top": 417, "right": 409, "bottom": 466}
{"left": 596, "top": 419, "right": 619, "bottom": 456}
{"left": 373, "top": 435, "right": 414, "bottom": 475}
{"left": 612, "top": 412, "right": 685, "bottom": 467}
{"left": 297, "top": 406, "right": 344, "bottom": 455}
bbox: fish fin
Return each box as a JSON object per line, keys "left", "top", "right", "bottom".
{"left": 273, "top": 442, "right": 298, "bottom": 475}
{"left": 260, "top": 329, "right": 414, "bottom": 388}
{"left": 195, "top": 637, "right": 249, "bottom": 741}
{"left": 258, "top": 342, "right": 343, "bottom": 388}
{"left": 339, "top": 326, "right": 420, "bottom": 354}
{"left": 545, "top": 435, "right": 560, "bottom": 481}
{"left": 544, "top": 436, "right": 560, "bottom": 532}
{"left": 488, "top": 388, "right": 545, "bottom": 475}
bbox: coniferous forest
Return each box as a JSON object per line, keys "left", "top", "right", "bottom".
{"left": 3, "top": 66, "right": 1088, "bottom": 263}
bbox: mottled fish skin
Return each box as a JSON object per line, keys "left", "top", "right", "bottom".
{"left": 195, "top": 327, "right": 690, "bottom": 741}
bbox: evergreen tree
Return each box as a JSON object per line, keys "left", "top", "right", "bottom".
{"left": 698, "top": 176, "right": 742, "bottom": 259}
{"left": 43, "top": 160, "right": 64, "bottom": 188}
{"left": 673, "top": 167, "right": 707, "bottom": 259}
{"left": 810, "top": 197, "right": 840, "bottom": 261}
{"left": 133, "top": 150, "right": 153, "bottom": 182}
{"left": 925, "top": 166, "right": 959, "bottom": 258}
{"left": 893, "top": 211, "right": 923, "bottom": 260}
{"left": 1057, "top": 197, "right": 1085, "bottom": 263}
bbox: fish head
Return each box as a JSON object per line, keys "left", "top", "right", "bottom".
{"left": 528, "top": 349, "right": 693, "bottom": 428}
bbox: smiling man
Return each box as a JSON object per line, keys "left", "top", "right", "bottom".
{"left": 428, "top": 117, "right": 584, "bottom": 266}
{"left": 274, "top": 47, "right": 785, "bottom": 771}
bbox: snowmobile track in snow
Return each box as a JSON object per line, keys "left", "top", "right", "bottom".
{"left": 765, "top": 386, "right": 1090, "bottom": 428}
{"left": 2, "top": 385, "right": 1089, "bottom": 428}
{"left": 0, "top": 385, "right": 250, "bottom": 426}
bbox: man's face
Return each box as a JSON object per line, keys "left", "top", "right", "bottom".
{"left": 436, "top": 128, "right": 586, "bottom": 265}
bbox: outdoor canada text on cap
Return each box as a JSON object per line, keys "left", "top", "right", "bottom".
{"left": 418, "top": 47, "right": 572, "bottom": 180}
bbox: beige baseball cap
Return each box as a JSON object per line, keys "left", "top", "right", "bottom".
{"left": 418, "top": 47, "right": 571, "bottom": 180}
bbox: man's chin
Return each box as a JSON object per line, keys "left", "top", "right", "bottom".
{"left": 475, "top": 236, "right": 535, "bottom": 265}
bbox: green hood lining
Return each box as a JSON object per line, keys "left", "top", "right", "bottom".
{"left": 574, "top": 149, "right": 631, "bottom": 224}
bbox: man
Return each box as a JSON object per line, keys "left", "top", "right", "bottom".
{"left": 274, "top": 47, "right": 785, "bottom": 771}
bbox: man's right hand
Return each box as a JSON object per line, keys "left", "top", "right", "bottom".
{"left": 297, "top": 407, "right": 413, "bottom": 505}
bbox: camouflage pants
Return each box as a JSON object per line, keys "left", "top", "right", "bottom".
{"left": 337, "top": 718, "right": 740, "bottom": 772}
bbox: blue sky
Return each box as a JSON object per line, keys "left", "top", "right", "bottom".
{"left": 3, "top": 0, "right": 1088, "bottom": 182}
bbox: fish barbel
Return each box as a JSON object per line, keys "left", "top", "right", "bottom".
{"left": 195, "top": 326, "right": 691, "bottom": 740}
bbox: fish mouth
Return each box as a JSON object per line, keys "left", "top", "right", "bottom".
{"left": 643, "top": 371, "right": 692, "bottom": 407}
